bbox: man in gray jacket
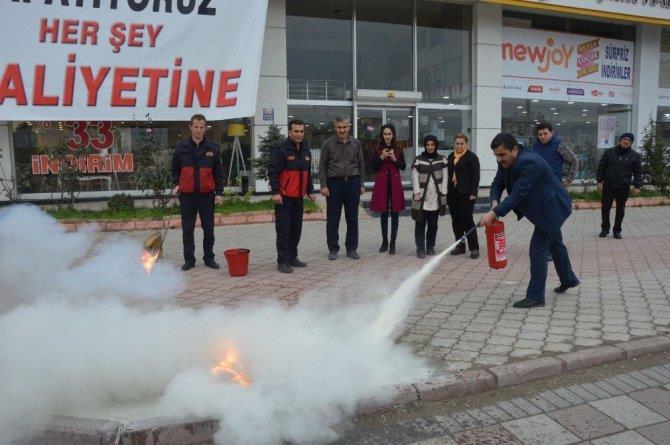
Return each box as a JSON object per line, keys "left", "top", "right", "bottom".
{"left": 319, "top": 116, "right": 366, "bottom": 260}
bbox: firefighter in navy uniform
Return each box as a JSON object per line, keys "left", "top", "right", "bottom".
{"left": 171, "top": 114, "right": 224, "bottom": 271}
{"left": 268, "top": 119, "right": 314, "bottom": 274}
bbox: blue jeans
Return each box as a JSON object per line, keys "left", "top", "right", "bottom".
{"left": 528, "top": 227, "right": 578, "bottom": 302}
{"left": 326, "top": 176, "right": 361, "bottom": 252}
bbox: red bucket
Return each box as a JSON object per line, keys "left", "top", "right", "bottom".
{"left": 223, "top": 248, "right": 250, "bottom": 277}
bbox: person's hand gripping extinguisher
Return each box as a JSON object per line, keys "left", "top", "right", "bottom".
{"left": 478, "top": 200, "right": 508, "bottom": 269}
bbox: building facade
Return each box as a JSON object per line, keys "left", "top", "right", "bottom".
{"left": 2, "top": 0, "right": 670, "bottom": 200}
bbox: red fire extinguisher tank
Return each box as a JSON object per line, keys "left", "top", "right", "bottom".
{"left": 485, "top": 220, "right": 508, "bottom": 269}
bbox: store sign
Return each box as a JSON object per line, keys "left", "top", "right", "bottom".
{"left": 30, "top": 120, "right": 135, "bottom": 175}
{"left": 0, "top": 0, "right": 269, "bottom": 121}
{"left": 501, "top": 27, "right": 634, "bottom": 104}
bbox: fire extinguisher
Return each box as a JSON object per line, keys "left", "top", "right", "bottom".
{"left": 485, "top": 220, "right": 507, "bottom": 269}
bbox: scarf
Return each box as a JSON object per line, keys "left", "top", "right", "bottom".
{"left": 452, "top": 148, "right": 468, "bottom": 185}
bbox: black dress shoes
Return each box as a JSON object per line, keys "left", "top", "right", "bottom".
{"left": 204, "top": 261, "right": 220, "bottom": 269}
{"left": 277, "top": 262, "right": 293, "bottom": 274}
{"left": 513, "top": 299, "right": 545, "bottom": 308}
{"left": 554, "top": 280, "right": 580, "bottom": 294}
{"left": 289, "top": 259, "right": 307, "bottom": 267}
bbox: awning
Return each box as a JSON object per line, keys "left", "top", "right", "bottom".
{"left": 484, "top": 0, "right": 670, "bottom": 26}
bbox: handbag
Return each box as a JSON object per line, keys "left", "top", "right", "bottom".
{"left": 411, "top": 194, "right": 425, "bottom": 222}
{"left": 438, "top": 195, "right": 448, "bottom": 216}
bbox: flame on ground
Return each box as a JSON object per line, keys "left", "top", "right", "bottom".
{"left": 141, "top": 249, "right": 160, "bottom": 274}
{"left": 211, "top": 342, "right": 252, "bottom": 387}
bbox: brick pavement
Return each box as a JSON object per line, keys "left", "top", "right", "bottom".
{"left": 334, "top": 362, "right": 670, "bottom": 444}
{"left": 121, "top": 206, "right": 670, "bottom": 376}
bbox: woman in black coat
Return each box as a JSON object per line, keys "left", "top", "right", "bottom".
{"left": 446, "top": 133, "right": 480, "bottom": 259}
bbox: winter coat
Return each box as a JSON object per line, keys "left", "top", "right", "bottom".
{"left": 370, "top": 145, "right": 406, "bottom": 212}
{"left": 596, "top": 145, "right": 643, "bottom": 189}
{"left": 491, "top": 149, "right": 572, "bottom": 235}
{"left": 447, "top": 149, "right": 480, "bottom": 197}
{"left": 412, "top": 151, "right": 448, "bottom": 213}
{"left": 268, "top": 138, "right": 313, "bottom": 199}
{"left": 171, "top": 138, "right": 223, "bottom": 195}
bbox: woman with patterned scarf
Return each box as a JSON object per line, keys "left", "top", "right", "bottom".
{"left": 447, "top": 133, "right": 481, "bottom": 259}
{"left": 412, "top": 135, "right": 448, "bottom": 258}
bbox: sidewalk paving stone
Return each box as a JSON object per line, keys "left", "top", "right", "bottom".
{"left": 547, "top": 404, "right": 625, "bottom": 441}
{"left": 629, "top": 387, "right": 670, "bottom": 418}
{"left": 636, "top": 421, "right": 670, "bottom": 444}
{"left": 119, "top": 207, "right": 670, "bottom": 380}
{"left": 501, "top": 414, "right": 580, "bottom": 445}
{"left": 589, "top": 396, "right": 667, "bottom": 429}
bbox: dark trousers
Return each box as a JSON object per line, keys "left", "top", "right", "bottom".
{"left": 447, "top": 193, "right": 479, "bottom": 251}
{"left": 326, "top": 176, "right": 361, "bottom": 252}
{"left": 179, "top": 194, "right": 215, "bottom": 264}
{"left": 414, "top": 210, "right": 439, "bottom": 252}
{"left": 275, "top": 197, "right": 303, "bottom": 264}
{"left": 601, "top": 185, "right": 630, "bottom": 234}
{"left": 528, "top": 227, "right": 578, "bottom": 302}
{"left": 380, "top": 211, "right": 399, "bottom": 238}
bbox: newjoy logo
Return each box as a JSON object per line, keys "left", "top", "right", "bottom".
{"left": 502, "top": 38, "right": 574, "bottom": 73}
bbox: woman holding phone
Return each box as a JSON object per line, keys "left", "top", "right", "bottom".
{"left": 370, "top": 124, "right": 406, "bottom": 254}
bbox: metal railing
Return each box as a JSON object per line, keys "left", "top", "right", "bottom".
{"left": 288, "top": 80, "right": 353, "bottom": 101}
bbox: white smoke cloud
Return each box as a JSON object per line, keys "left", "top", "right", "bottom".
{"left": 0, "top": 205, "right": 183, "bottom": 309}
{"left": 0, "top": 205, "right": 430, "bottom": 444}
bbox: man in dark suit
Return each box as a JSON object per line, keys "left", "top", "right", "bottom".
{"left": 479, "top": 133, "right": 580, "bottom": 308}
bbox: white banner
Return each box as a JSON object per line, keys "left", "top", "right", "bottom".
{"left": 502, "top": 27, "right": 635, "bottom": 105}
{"left": 0, "top": 0, "right": 268, "bottom": 121}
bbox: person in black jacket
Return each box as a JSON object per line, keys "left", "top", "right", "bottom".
{"left": 268, "top": 119, "right": 314, "bottom": 274}
{"left": 171, "top": 114, "right": 224, "bottom": 271}
{"left": 447, "top": 133, "right": 481, "bottom": 258}
{"left": 596, "top": 132, "right": 642, "bottom": 239}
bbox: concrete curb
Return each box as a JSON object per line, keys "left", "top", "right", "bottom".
{"left": 56, "top": 196, "right": 669, "bottom": 232}
{"left": 30, "top": 335, "right": 670, "bottom": 443}
{"left": 25, "top": 416, "right": 218, "bottom": 445}
{"left": 59, "top": 211, "right": 326, "bottom": 232}
{"left": 572, "top": 196, "right": 670, "bottom": 210}
{"left": 356, "top": 334, "right": 670, "bottom": 415}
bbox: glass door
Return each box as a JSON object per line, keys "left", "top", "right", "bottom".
{"left": 357, "top": 107, "right": 414, "bottom": 182}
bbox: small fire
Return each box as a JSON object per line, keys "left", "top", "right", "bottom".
{"left": 211, "top": 342, "right": 252, "bottom": 387}
{"left": 141, "top": 249, "right": 160, "bottom": 274}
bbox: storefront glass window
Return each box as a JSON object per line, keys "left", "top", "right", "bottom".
{"left": 286, "top": 105, "right": 353, "bottom": 182}
{"left": 417, "top": 2, "right": 471, "bottom": 104}
{"left": 356, "top": 107, "right": 414, "bottom": 181}
{"left": 657, "top": 107, "right": 670, "bottom": 142}
{"left": 502, "top": 99, "right": 632, "bottom": 180}
{"left": 659, "top": 29, "right": 670, "bottom": 88}
{"left": 503, "top": 10, "right": 635, "bottom": 41}
{"left": 356, "top": 0, "right": 412, "bottom": 91}
{"left": 287, "top": 0, "right": 353, "bottom": 100}
{"left": 12, "top": 119, "right": 251, "bottom": 195}
{"left": 418, "top": 109, "right": 472, "bottom": 154}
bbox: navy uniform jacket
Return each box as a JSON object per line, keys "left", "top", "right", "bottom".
{"left": 490, "top": 149, "right": 572, "bottom": 235}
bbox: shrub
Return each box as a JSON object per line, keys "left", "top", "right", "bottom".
{"left": 107, "top": 193, "right": 135, "bottom": 212}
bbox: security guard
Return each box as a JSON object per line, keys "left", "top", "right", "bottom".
{"left": 171, "top": 114, "right": 224, "bottom": 270}
{"left": 268, "top": 119, "right": 314, "bottom": 273}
